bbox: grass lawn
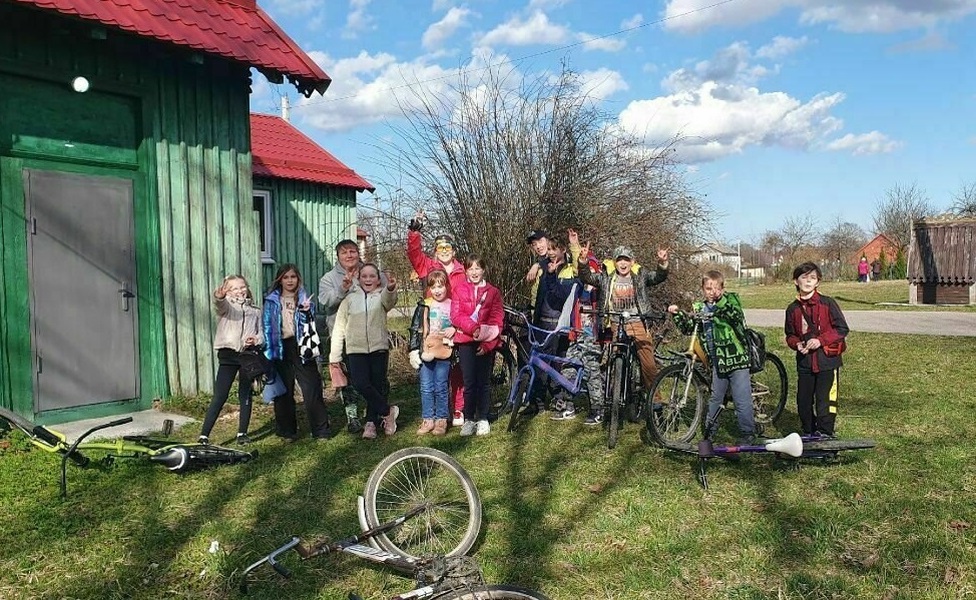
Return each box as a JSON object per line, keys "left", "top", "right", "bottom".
{"left": 728, "top": 280, "right": 976, "bottom": 312}
{"left": 2, "top": 331, "right": 974, "bottom": 598}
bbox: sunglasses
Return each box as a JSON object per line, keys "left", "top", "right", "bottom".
{"left": 435, "top": 243, "right": 454, "bottom": 251}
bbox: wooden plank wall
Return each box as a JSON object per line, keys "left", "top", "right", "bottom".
{"left": 256, "top": 176, "right": 357, "bottom": 295}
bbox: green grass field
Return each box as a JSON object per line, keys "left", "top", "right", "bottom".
{"left": 1, "top": 319, "right": 974, "bottom": 598}
{"left": 728, "top": 279, "right": 976, "bottom": 312}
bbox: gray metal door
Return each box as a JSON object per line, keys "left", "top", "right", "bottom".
{"left": 24, "top": 169, "right": 140, "bottom": 412}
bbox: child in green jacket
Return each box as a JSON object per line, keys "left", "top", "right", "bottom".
{"left": 668, "top": 270, "right": 756, "bottom": 443}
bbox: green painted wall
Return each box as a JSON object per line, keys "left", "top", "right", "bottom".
{"left": 0, "top": 4, "right": 260, "bottom": 420}
{"left": 255, "top": 176, "right": 357, "bottom": 296}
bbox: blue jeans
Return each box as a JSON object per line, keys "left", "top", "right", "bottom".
{"left": 419, "top": 358, "right": 451, "bottom": 419}
{"left": 707, "top": 367, "right": 755, "bottom": 436}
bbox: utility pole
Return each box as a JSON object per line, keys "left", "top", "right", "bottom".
{"left": 737, "top": 240, "right": 741, "bottom": 279}
{"left": 281, "top": 95, "right": 290, "bottom": 122}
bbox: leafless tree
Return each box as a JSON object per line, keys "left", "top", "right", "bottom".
{"left": 371, "top": 63, "right": 712, "bottom": 305}
{"left": 820, "top": 218, "right": 867, "bottom": 280}
{"left": 949, "top": 181, "right": 976, "bottom": 217}
{"left": 873, "top": 182, "right": 932, "bottom": 251}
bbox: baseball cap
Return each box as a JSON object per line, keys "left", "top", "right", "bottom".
{"left": 613, "top": 246, "right": 635, "bottom": 260}
{"left": 434, "top": 233, "right": 455, "bottom": 247}
{"left": 525, "top": 229, "right": 548, "bottom": 243}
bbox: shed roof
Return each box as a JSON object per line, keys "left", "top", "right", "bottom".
{"left": 13, "top": 0, "right": 330, "bottom": 96}
{"left": 251, "top": 113, "right": 374, "bottom": 192}
{"left": 908, "top": 217, "right": 976, "bottom": 284}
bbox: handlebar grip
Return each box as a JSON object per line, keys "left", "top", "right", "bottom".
{"left": 106, "top": 417, "right": 134, "bottom": 427}
{"left": 271, "top": 561, "right": 292, "bottom": 578}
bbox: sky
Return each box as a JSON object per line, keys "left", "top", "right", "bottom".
{"left": 250, "top": 0, "right": 976, "bottom": 246}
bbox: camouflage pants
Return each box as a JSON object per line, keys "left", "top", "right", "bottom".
{"left": 560, "top": 333, "right": 605, "bottom": 410}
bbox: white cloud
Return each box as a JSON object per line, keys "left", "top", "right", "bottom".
{"left": 577, "top": 68, "right": 629, "bottom": 99}
{"left": 431, "top": 0, "right": 453, "bottom": 10}
{"left": 663, "top": 0, "right": 976, "bottom": 34}
{"left": 297, "top": 51, "right": 462, "bottom": 132}
{"left": 826, "top": 131, "right": 903, "bottom": 155}
{"left": 662, "top": 42, "right": 768, "bottom": 93}
{"left": 756, "top": 35, "right": 809, "bottom": 59}
{"left": 621, "top": 13, "right": 644, "bottom": 29}
{"left": 618, "top": 81, "right": 846, "bottom": 163}
{"left": 577, "top": 32, "right": 626, "bottom": 52}
{"left": 477, "top": 10, "right": 571, "bottom": 47}
{"left": 422, "top": 7, "right": 474, "bottom": 50}
{"left": 343, "top": 0, "right": 376, "bottom": 39}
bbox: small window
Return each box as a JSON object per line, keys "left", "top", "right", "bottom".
{"left": 253, "top": 190, "right": 274, "bottom": 263}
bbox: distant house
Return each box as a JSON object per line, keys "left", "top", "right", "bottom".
{"left": 907, "top": 217, "right": 976, "bottom": 305}
{"left": 689, "top": 242, "right": 741, "bottom": 273}
{"left": 250, "top": 113, "right": 373, "bottom": 291}
{"left": 0, "top": 0, "right": 332, "bottom": 423}
{"left": 852, "top": 233, "right": 899, "bottom": 266}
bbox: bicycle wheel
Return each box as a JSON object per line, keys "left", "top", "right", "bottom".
{"left": 803, "top": 438, "right": 876, "bottom": 452}
{"left": 436, "top": 584, "right": 551, "bottom": 599}
{"left": 363, "top": 447, "right": 482, "bottom": 560}
{"left": 646, "top": 363, "right": 705, "bottom": 445}
{"left": 608, "top": 356, "right": 624, "bottom": 449}
{"left": 489, "top": 346, "right": 517, "bottom": 421}
{"left": 751, "top": 353, "right": 788, "bottom": 427}
{"left": 506, "top": 372, "right": 532, "bottom": 433}
{"left": 625, "top": 349, "right": 645, "bottom": 423}
{"left": 170, "top": 444, "right": 256, "bottom": 472}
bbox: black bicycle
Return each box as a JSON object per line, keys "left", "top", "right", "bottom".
{"left": 598, "top": 308, "right": 665, "bottom": 450}
{"left": 242, "top": 447, "right": 548, "bottom": 599}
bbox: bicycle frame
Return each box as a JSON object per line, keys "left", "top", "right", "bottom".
{"left": 503, "top": 313, "right": 584, "bottom": 412}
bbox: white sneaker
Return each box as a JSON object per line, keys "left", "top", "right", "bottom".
{"left": 459, "top": 420, "right": 477, "bottom": 436}
{"left": 475, "top": 420, "right": 491, "bottom": 436}
{"left": 452, "top": 410, "right": 464, "bottom": 427}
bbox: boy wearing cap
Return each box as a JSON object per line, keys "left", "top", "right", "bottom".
{"left": 577, "top": 239, "right": 670, "bottom": 392}
{"left": 407, "top": 213, "right": 468, "bottom": 425}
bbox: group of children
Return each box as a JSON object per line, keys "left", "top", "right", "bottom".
{"left": 203, "top": 218, "right": 850, "bottom": 446}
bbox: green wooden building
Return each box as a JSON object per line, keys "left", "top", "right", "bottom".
{"left": 0, "top": 0, "right": 339, "bottom": 424}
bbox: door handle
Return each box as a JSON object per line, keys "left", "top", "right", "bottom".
{"left": 119, "top": 286, "right": 135, "bottom": 312}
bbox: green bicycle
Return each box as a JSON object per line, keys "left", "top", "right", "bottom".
{"left": 0, "top": 407, "right": 256, "bottom": 498}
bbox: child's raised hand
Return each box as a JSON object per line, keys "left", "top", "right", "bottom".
{"left": 299, "top": 293, "right": 314, "bottom": 311}
{"left": 658, "top": 247, "right": 670, "bottom": 264}
{"left": 385, "top": 271, "right": 397, "bottom": 291}
{"left": 567, "top": 228, "right": 580, "bottom": 248}
{"left": 667, "top": 304, "right": 679, "bottom": 314}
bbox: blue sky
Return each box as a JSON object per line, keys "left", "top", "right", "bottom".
{"left": 251, "top": 0, "right": 976, "bottom": 246}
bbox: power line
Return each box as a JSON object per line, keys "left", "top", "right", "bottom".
{"left": 275, "top": 0, "right": 738, "bottom": 112}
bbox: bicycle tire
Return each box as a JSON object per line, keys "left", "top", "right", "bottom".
{"left": 608, "top": 356, "right": 624, "bottom": 449}
{"left": 489, "top": 346, "right": 517, "bottom": 421}
{"left": 176, "top": 445, "right": 256, "bottom": 472}
{"left": 506, "top": 372, "right": 532, "bottom": 433}
{"left": 802, "top": 438, "right": 876, "bottom": 452}
{"left": 436, "top": 584, "right": 551, "bottom": 600}
{"left": 646, "top": 363, "right": 705, "bottom": 446}
{"left": 363, "top": 447, "right": 482, "bottom": 560}
{"left": 751, "top": 353, "right": 788, "bottom": 427}
{"left": 625, "top": 349, "right": 645, "bottom": 423}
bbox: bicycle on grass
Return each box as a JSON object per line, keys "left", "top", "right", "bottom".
{"left": 657, "top": 407, "right": 876, "bottom": 490}
{"left": 242, "top": 447, "right": 549, "bottom": 600}
{"left": 599, "top": 308, "right": 666, "bottom": 450}
{"left": 646, "top": 311, "right": 789, "bottom": 446}
{"left": 487, "top": 306, "right": 532, "bottom": 422}
{"left": 500, "top": 310, "right": 585, "bottom": 433}
{"left": 0, "top": 406, "right": 256, "bottom": 498}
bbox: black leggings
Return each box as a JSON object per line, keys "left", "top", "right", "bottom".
{"left": 346, "top": 351, "right": 391, "bottom": 425}
{"left": 201, "top": 349, "right": 254, "bottom": 437}
{"left": 796, "top": 369, "right": 839, "bottom": 436}
{"left": 273, "top": 337, "right": 331, "bottom": 438}
{"left": 457, "top": 343, "right": 494, "bottom": 421}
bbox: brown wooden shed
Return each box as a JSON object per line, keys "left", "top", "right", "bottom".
{"left": 907, "top": 217, "right": 976, "bottom": 305}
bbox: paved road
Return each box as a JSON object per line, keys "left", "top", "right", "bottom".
{"left": 745, "top": 309, "right": 976, "bottom": 336}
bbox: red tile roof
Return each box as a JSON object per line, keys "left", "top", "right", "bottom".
{"left": 14, "top": 0, "right": 330, "bottom": 96}
{"left": 251, "top": 113, "right": 374, "bottom": 192}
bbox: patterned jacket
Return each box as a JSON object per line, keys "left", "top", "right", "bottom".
{"left": 263, "top": 287, "right": 314, "bottom": 362}
{"left": 672, "top": 291, "right": 749, "bottom": 377}
{"left": 576, "top": 258, "right": 668, "bottom": 332}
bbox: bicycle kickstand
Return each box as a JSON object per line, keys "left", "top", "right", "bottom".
{"left": 697, "top": 457, "right": 709, "bottom": 491}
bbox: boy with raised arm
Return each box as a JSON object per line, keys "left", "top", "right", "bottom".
{"left": 576, "top": 238, "right": 670, "bottom": 392}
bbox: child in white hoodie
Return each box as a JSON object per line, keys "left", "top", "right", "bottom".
{"left": 329, "top": 263, "right": 399, "bottom": 439}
